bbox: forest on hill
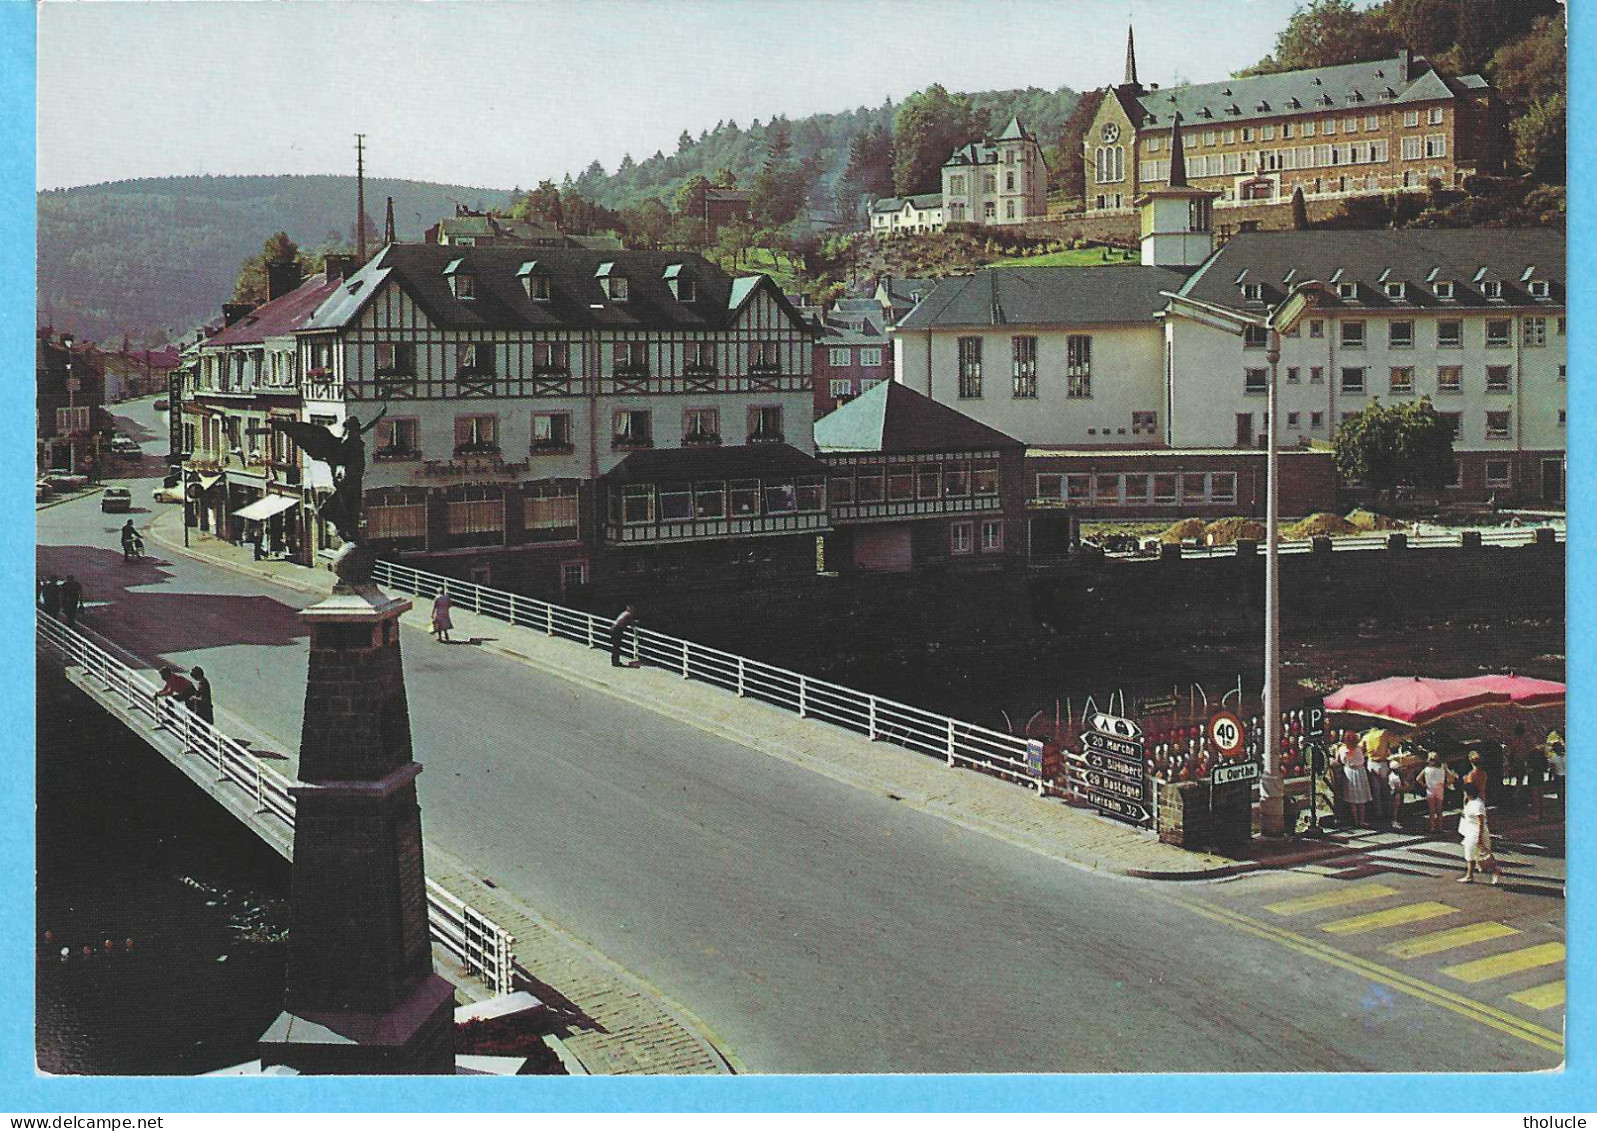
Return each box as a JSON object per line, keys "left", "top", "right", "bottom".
{"left": 37, "top": 175, "right": 515, "bottom": 346}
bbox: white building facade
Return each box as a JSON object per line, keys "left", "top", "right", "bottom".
{"left": 940, "top": 116, "right": 1049, "bottom": 227}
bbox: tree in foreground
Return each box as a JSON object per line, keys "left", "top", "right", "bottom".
{"left": 1333, "top": 397, "right": 1456, "bottom": 501}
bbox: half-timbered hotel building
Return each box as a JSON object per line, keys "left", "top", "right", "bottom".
{"left": 293, "top": 244, "right": 822, "bottom": 595}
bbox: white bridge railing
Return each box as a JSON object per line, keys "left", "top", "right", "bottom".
{"left": 35, "top": 611, "right": 518, "bottom": 997}
{"left": 1099, "top": 525, "right": 1565, "bottom": 559}
{"left": 371, "top": 560, "right": 1047, "bottom": 796}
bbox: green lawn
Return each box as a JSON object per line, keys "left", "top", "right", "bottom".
{"left": 712, "top": 247, "right": 802, "bottom": 292}
{"left": 989, "top": 247, "right": 1134, "bottom": 269}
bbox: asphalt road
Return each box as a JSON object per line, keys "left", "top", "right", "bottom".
{"left": 33, "top": 398, "right": 1563, "bottom": 1074}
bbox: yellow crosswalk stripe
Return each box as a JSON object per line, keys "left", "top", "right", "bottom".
{"left": 1383, "top": 921, "right": 1519, "bottom": 959}
{"left": 1508, "top": 981, "right": 1565, "bottom": 1011}
{"left": 1264, "top": 882, "right": 1399, "bottom": 917}
{"left": 1442, "top": 942, "right": 1565, "bottom": 984}
{"left": 1320, "top": 901, "right": 1456, "bottom": 935}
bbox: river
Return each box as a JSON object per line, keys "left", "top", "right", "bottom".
{"left": 35, "top": 666, "right": 289, "bottom": 1075}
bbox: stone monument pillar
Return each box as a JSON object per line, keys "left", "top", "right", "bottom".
{"left": 258, "top": 578, "right": 455, "bottom": 1074}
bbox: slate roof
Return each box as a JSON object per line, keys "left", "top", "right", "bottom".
{"left": 303, "top": 244, "right": 807, "bottom": 334}
{"left": 1177, "top": 229, "right": 1566, "bottom": 312}
{"left": 817, "top": 317, "right": 887, "bottom": 346}
{"left": 870, "top": 193, "right": 943, "bottom": 214}
{"left": 203, "top": 272, "right": 344, "bottom": 348}
{"left": 1128, "top": 53, "right": 1486, "bottom": 131}
{"left": 814, "top": 380, "right": 1022, "bottom": 455}
{"left": 604, "top": 442, "right": 829, "bottom": 483}
{"left": 943, "top": 115, "right": 1040, "bottom": 166}
{"left": 895, "top": 265, "right": 1196, "bottom": 330}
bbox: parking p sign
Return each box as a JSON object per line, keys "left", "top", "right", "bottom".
{"left": 1209, "top": 710, "right": 1245, "bottom": 756}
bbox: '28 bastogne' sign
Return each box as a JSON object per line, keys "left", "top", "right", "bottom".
{"left": 1079, "top": 712, "right": 1151, "bottom": 828}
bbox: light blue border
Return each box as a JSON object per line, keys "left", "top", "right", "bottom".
{"left": 3, "top": 0, "right": 1591, "bottom": 1111}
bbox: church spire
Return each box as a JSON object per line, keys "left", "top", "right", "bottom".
{"left": 1124, "top": 23, "right": 1139, "bottom": 88}
{"left": 1168, "top": 111, "right": 1187, "bottom": 188}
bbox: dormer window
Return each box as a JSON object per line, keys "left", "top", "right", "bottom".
{"left": 1337, "top": 281, "right": 1359, "bottom": 300}
{"left": 1529, "top": 279, "right": 1550, "bottom": 299}
{"left": 1435, "top": 280, "right": 1455, "bottom": 300}
{"left": 1482, "top": 280, "right": 1502, "bottom": 300}
{"left": 663, "top": 263, "right": 696, "bottom": 303}
{"left": 1384, "top": 281, "right": 1407, "bottom": 300}
{"left": 518, "top": 261, "right": 551, "bottom": 301}
{"left": 1242, "top": 282, "right": 1264, "bottom": 302}
{"left": 595, "top": 262, "right": 629, "bottom": 302}
{"left": 443, "top": 258, "right": 476, "bottom": 300}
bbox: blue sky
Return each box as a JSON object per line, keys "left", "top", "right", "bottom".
{"left": 36, "top": 0, "right": 1331, "bottom": 191}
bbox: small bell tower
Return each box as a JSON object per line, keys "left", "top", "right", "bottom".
{"left": 1136, "top": 113, "right": 1220, "bottom": 267}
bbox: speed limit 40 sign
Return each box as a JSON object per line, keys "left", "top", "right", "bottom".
{"left": 1208, "top": 710, "right": 1246, "bottom": 756}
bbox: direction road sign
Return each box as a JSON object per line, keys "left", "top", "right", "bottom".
{"left": 1137, "top": 695, "right": 1179, "bottom": 716}
{"left": 1089, "top": 712, "right": 1143, "bottom": 741}
{"left": 1082, "top": 749, "right": 1144, "bottom": 784}
{"left": 1086, "top": 792, "right": 1152, "bottom": 825}
{"left": 1211, "top": 761, "right": 1262, "bottom": 786}
{"left": 1083, "top": 769, "right": 1148, "bottom": 801}
{"left": 1081, "top": 731, "right": 1143, "bottom": 760}
{"left": 1209, "top": 710, "right": 1245, "bottom": 756}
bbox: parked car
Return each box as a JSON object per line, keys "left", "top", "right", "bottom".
{"left": 153, "top": 399, "right": 169, "bottom": 411}
{"left": 100, "top": 487, "right": 133, "bottom": 513}
{"left": 151, "top": 485, "right": 184, "bottom": 504}
{"left": 110, "top": 436, "right": 142, "bottom": 458}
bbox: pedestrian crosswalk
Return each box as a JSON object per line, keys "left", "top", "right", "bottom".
{"left": 1211, "top": 870, "right": 1564, "bottom": 1044}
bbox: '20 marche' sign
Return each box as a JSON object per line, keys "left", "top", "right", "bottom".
{"left": 1080, "top": 713, "right": 1151, "bottom": 828}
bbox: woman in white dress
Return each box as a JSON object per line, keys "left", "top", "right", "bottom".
{"left": 1341, "top": 732, "right": 1372, "bottom": 826}
{"left": 1457, "top": 781, "right": 1501, "bottom": 884}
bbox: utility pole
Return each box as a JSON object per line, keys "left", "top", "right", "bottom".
{"left": 355, "top": 133, "right": 368, "bottom": 262}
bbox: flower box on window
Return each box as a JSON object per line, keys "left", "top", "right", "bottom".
{"left": 453, "top": 442, "right": 501, "bottom": 457}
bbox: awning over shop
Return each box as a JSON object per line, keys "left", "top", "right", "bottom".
{"left": 231, "top": 495, "right": 299, "bottom": 522}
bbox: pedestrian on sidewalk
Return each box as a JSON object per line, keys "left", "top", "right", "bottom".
{"left": 153, "top": 665, "right": 196, "bottom": 728}
{"left": 1544, "top": 730, "right": 1564, "bottom": 809}
{"left": 252, "top": 524, "right": 265, "bottom": 562}
{"left": 430, "top": 591, "right": 453, "bottom": 643}
{"left": 1463, "top": 750, "right": 1489, "bottom": 809}
{"left": 1421, "top": 752, "right": 1450, "bottom": 834}
{"left": 610, "top": 603, "right": 636, "bottom": 668}
{"left": 1364, "top": 730, "right": 1391, "bottom": 824}
{"left": 187, "top": 666, "right": 214, "bottom": 725}
{"left": 1457, "top": 780, "right": 1501, "bottom": 885}
{"left": 40, "top": 575, "right": 62, "bottom": 619}
{"left": 1388, "top": 761, "right": 1407, "bottom": 830}
{"left": 59, "top": 575, "right": 83, "bottom": 629}
{"left": 1524, "top": 726, "right": 1548, "bottom": 823}
{"left": 1504, "top": 724, "right": 1530, "bottom": 810}
{"left": 1340, "top": 730, "right": 1371, "bottom": 827}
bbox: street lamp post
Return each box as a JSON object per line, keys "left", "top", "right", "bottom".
{"left": 1259, "top": 327, "right": 1285, "bottom": 836}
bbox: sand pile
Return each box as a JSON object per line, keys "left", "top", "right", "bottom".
{"left": 1159, "top": 518, "right": 1206, "bottom": 544}
{"left": 1203, "top": 517, "right": 1267, "bottom": 545}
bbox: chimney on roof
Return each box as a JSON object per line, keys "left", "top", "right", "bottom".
{"left": 267, "top": 259, "right": 303, "bottom": 301}
{"left": 1400, "top": 47, "right": 1414, "bottom": 80}
{"left": 322, "top": 254, "right": 358, "bottom": 282}
{"left": 222, "top": 302, "right": 254, "bottom": 326}
{"left": 384, "top": 195, "right": 396, "bottom": 245}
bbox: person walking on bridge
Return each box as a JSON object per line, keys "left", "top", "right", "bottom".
{"left": 430, "top": 591, "right": 453, "bottom": 644}
{"left": 610, "top": 603, "right": 636, "bottom": 668}
{"left": 187, "top": 666, "right": 214, "bottom": 725}
{"left": 40, "top": 575, "right": 61, "bottom": 619}
{"left": 59, "top": 575, "right": 83, "bottom": 629}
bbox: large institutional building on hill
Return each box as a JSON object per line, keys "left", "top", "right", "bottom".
{"left": 1085, "top": 26, "right": 1506, "bottom": 215}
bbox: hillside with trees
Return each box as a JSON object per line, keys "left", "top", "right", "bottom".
{"left": 37, "top": 175, "right": 516, "bottom": 345}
